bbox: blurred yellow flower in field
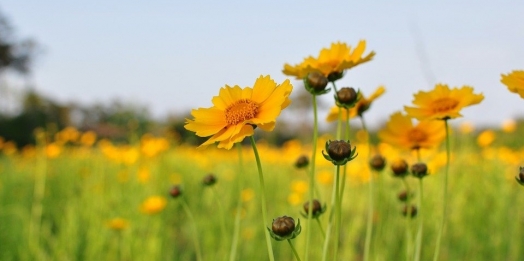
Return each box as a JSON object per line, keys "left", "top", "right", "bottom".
{"left": 106, "top": 217, "right": 129, "bottom": 231}
{"left": 290, "top": 180, "right": 308, "bottom": 194}
{"left": 501, "top": 119, "right": 517, "bottom": 133}
{"left": 80, "top": 131, "right": 97, "bottom": 147}
{"left": 46, "top": 143, "right": 62, "bottom": 158}
{"left": 141, "top": 134, "right": 169, "bottom": 157}
{"left": 2, "top": 141, "right": 17, "bottom": 155}
{"left": 459, "top": 121, "right": 475, "bottom": 134}
{"left": 326, "top": 86, "right": 385, "bottom": 122}
{"left": 378, "top": 112, "right": 445, "bottom": 151}
{"left": 501, "top": 70, "right": 524, "bottom": 99}
{"left": 140, "top": 196, "right": 167, "bottom": 215}
{"left": 404, "top": 84, "right": 484, "bottom": 121}
{"left": 56, "top": 126, "right": 80, "bottom": 144}
{"left": 477, "top": 130, "right": 495, "bottom": 147}
{"left": 137, "top": 166, "right": 151, "bottom": 184}
{"left": 185, "top": 75, "right": 293, "bottom": 150}
{"left": 317, "top": 170, "right": 333, "bottom": 185}
{"left": 287, "top": 192, "right": 303, "bottom": 206}
{"left": 22, "top": 145, "right": 36, "bottom": 158}
{"left": 241, "top": 188, "right": 255, "bottom": 202}
{"left": 283, "top": 41, "right": 375, "bottom": 79}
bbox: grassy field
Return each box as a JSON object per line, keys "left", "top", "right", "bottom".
{"left": 0, "top": 126, "right": 523, "bottom": 261}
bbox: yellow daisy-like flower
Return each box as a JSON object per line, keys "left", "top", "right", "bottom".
{"left": 501, "top": 70, "right": 524, "bottom": 99}
{"left": 404, "top": 84, "right": 484, "bottom": 121}
{"left": 378, "top": 112, "right": 446, "bottom": 151}
{"left": 326, "top": 86, "right": 385, "bottom": 122}
{"left": 283, "top": 40, "right": 375, "bottom": 79}
{"left": 185, "top": 75, "right": 293, "bottom": 150}
{"left": 106, "top": 217, "right": 129, "bottom": 231}
{"left": 140, "top": 196, "right": 167, "bottom": 215}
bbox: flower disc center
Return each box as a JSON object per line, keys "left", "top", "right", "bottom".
{"left": 225, "top": 99, "right": 259, "bottom": 125}
{"left": 409, "top": 128, "right": 428, "bottom": 144}
{"left": 431, "top": 98, "right": 459, "bottom": 113}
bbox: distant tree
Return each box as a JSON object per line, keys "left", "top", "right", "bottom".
{"left": 0, "top": 8, "right": 37, "bottom": 75}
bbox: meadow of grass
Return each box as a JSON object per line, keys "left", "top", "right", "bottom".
{"left": 0, "top": 124, "right": 523, "bottom": 261}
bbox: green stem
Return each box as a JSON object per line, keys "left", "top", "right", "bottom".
{"left": 339, "top": 108, "right": 351, "bottom": 201}
{"left": 212, "top": 186, "right": 228, "bottom": 259}
{"left": 414, "top": 178, "right": 424, "bottom": 261}
{"left": 250, "top": 136, "right": 275, "bottom": 261}
{"left": 305, "top": 95, "right": 319, "bottom": 261}
{"left": 181, "top": 199, "right": 203, "bottom": 261}
{"left": 433, "top": 120, "right": 450, "bottom": 261}
{"left": 361, "top": 116, "right": 374, "bottom": 261}
{"left": 333, "top": 165, "right": 341, "bottom": 260}
{"left": 321, "top": 168, "right": 338, "bottom": 261}
{"left": 315, "top": 218, "right": 326, "bottom": 239}
{"left": 288, "top": 239, "right": 303, "bottom": 261}
{"left": 402, "top": 178, "right": 413, "bottom": 261}
{"left": 29, "top": 136, "right": 47, "bottom": 258}
{"left": 229, "top": 144, "right": 244, "bottom": 261}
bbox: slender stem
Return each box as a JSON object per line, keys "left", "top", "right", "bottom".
{"left": 315, "top": 218, "right": 326, "bottom": 239}
{"left": 212, "top": 186, "right": 228, "bottom": 258}
{"left": 29, "top": 134, "right": 47, "bottom": 258}
{"left": 321, "top": 168, "right": 338, "bottom": 261}
{"left": 361, "top": 116, "right": 374, "bottom": 261}
{"left": 414, "top": 178, "right": 424, "bottom": 261}
{"left": 433, "top": 120, "right": 450, "bottom": 261}
{"left": 181, "top": 199, "right": 203, "bottom": 261}
{"left": 250, "top": 136, "right": 275, "bottom": 261}
{"left": 305, "top": 95, "right": 319, "bottom": 261}
{"left": 339, "top": 108, "right": 351, "bottom": 201}
{"left": 333, "top": 165, "right": 341, "bottom": 260}
{"left": 288, "top": 239, "right": 303, "bottom": 261}
{"left": 402, "top": 178, "right": 413, "bottom": 261}
{"left": 229, "top": 144, "right": 244, "bottom": 261}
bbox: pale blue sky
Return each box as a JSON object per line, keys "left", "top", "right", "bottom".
{"left": 2, "top": 1, "right": 523, "bottom": 129}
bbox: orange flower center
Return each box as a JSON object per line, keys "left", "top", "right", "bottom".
{"left": 431, "top": 98, "right": 459, "bottom": 113}
{"left": 408, "top": 128, "right": 428, "bottom": 149}
{"left": 225, "top": 99, "right": 259, "bottom": 125}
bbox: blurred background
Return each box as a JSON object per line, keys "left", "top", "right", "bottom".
{"left": 0, "top": 1, "right": 523, "bottom": 146}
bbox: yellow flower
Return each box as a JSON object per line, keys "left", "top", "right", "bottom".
{"left": 459, "top": 121, "right": 475, "bottom": 134}
{"left": 184, "top": 75, "right": 293, "bottom": 149}
{"left": 106, "top": 218, "right": 129, "bottom": 231}
{"left": 378, "top": 112, "right": 446, "bottom": 151}
{"left": 501, "top": 70, "right": 524, "bottom": 98}
{"left": 477, "top": 130, "right": 495, "bottom": 148}
{"left": 283, "top": 41, "right": 375, "bottom": 79}
{"left": 140, "top": 196, "right": 167, "bottom": 215}
{"left": 501, "top": 119, "right": 517, "bottom": 133}
{"left": 404, "top": 84, "right": 484, "bottom": 121}
{"left": 326, "top": 86, "right": 385, "bottom": 122}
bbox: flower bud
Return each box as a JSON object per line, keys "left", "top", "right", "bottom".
{"left": 402, "top": 205, "right": 418, "bottom": 218}
{"left": 515, "top": 167, "right": 524, "bottom": 186}
{"left": 322, "top": 140, "right": 357, "bottom": 166}
{"left": 294, "top": 155, "right": 309, "bottom": 169}
{"left": 391, "top": 159, "right": 409, "bottom": 178}
{"left": 336, "top": 87, "right": 358, "bottom": 108}
{"left": 302, "top": 199, "right": 325, "bottom": 218}
{"left": 327, "top": 71, "right": 344, "bottom": 82}
{"left": 169, "top": 185, "right": 182, "bottom": 198}
{"left": 272, "top": 216, "right": 295, "bottom": 237}
{"left": 369, "top": 154, "right": 386, "bottom": 171}
{"left": 202, "top": 173, "right": 217, "bottom": 186}
{"left": 411, "top": 163, "right": 428, "bottom": 179}
{"left": 304, "top": 72, "right": 330, "bottom": 95}
{"left": 397, "top": 190, "right": 413, "bottom": 202}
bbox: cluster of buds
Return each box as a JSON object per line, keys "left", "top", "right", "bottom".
{"left": 390, "top": 159, "right": 409, "bottom": 178}
{"left": 301, "top": 199, "right": 326, "bottom": 219}
{"left": 268, "top": 216, "right": 302, "bottom": 241}
{"left": 322, "top": 140, "right": 358, "bottom": 166}
{"left": 397, "top": 190, "right": 414, "bottom": 202}
{"left": 402, "top": 205, "right": 418, "bottom": 218}
{"left": 304, "top": 72, "right": 330, "bottom": 95}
